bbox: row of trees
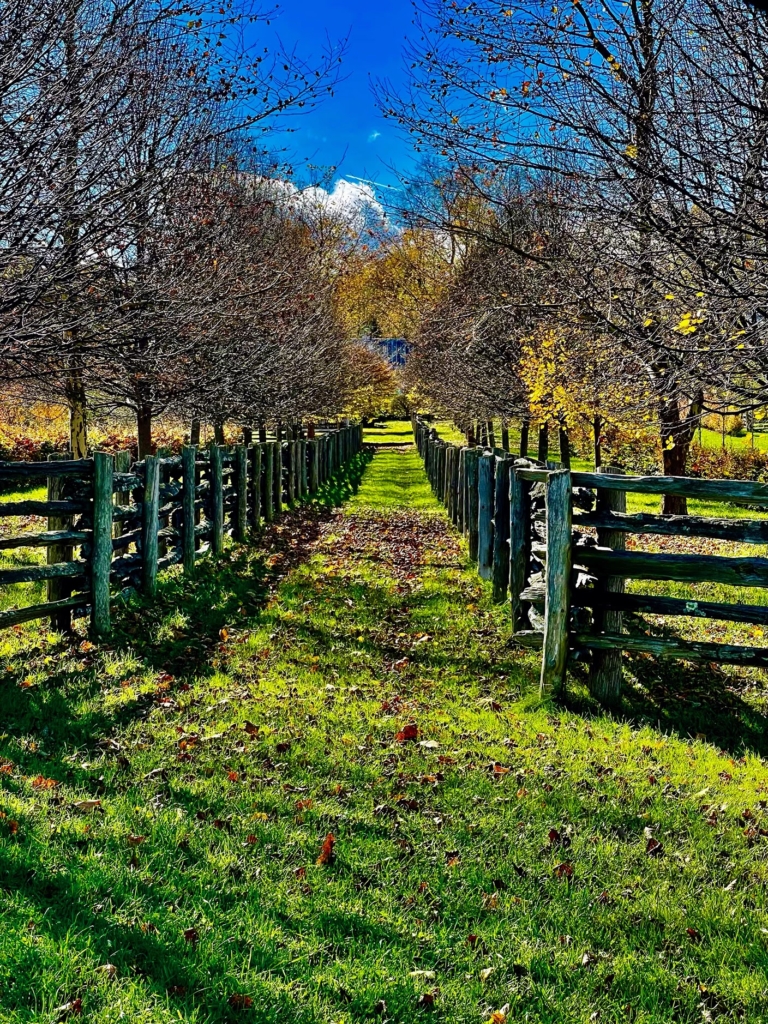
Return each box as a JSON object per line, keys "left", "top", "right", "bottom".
{"left": 1, "top": 0, "right": 394, "bottom": 458}
{"left": 369, "top": 0, "right": 768, "bottom": 511}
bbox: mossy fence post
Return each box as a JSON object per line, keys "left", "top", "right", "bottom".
{"left": 588, "top": 466, "right": 626, "bottom": 704}
{"left": 541, "top": 468, "right": 572, "bottom": 695}
{"left": 274, "top": 443, "right": 283, "bottom": 515}
{"left": 465, "top": 448, "right": 480, "bottom": 562}
{"left": 91, "top": 451, "right": 113, "bottom": 635}
{"left": 142, "top": 454, "right": 160, "bottom": 596}
{"left": 477, "top": 452, "right": 494, "bottom": 580}
{"left": 309, "top": 439, "right": 319, "bottom": 493}
{"left": 182, "top": 445, "right": 196, "bottom": 573}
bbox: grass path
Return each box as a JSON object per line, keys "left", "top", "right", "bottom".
{"left": 2, "top": 427, "right": 768, "bottom": 1022}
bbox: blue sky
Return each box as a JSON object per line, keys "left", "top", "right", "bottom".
{"left": 261, "top": 0, "right": 417, "bottom": 196}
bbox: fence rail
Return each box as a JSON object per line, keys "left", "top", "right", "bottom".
{"left": 414, "top": 418, "right": 768, "bottom": 704}
{"left": 0, "top": 425, "right": 363, "bottom": 635}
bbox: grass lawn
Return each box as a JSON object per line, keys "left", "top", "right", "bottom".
{"left": 2, "top": 424, "right": 768, "bottom": 1022}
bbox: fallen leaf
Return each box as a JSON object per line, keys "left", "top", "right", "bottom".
{"left": 417, "top": 991, "right": 436, "bottom": 1008}
{"left": 228, "top": 994, "right": 253, "bottom": 1009}
{"left": 480, "top": 967, "right": 494, "bottom": 982}
{"left": 645, "top": 837, "right": 664, "bottom": 857}
{"left": 72, "top": 800, "right": 101, "bottom": 813}
{"left": 183, "top": 927, "right": 199, "bottom": 945}
{"left": 485, "top": 1006, "right": 510, "bottom": 1024}
{"left": 554, "top": 862, "right": 574, "bottom": 880}
{"left": 96, "top": 963, "right": 117, "bottom": 979}
{"left": 127, "top": 835, "right": 145, "bottom": 847}
{"left": 395, "top": 723, "right": 419, "bottom": 743}
{"left": 317, "top": 833, "right": 336, "bottom": 865}
{"left": 54, "top": 999, "right": 83, "bottom": 1020}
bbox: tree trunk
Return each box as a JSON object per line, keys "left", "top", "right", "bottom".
{"left": 537, "top": 422, "right": 549, "bottom": 464}
{"left": 558, "top": 419, "right": 571, "bottom": 469}
{"left": 275, "top": 421, "right": 283, "bottom": 444}
{"left": 67, "top": 371, "right": 88, "bottom": 460}
{"left": 214, "top": 420, "right": 225, "bottom": 445}
{"left": 190, "top": 418, "right": 201, "bottom": 446}
{"left": 258, "top": 420, "right": 267, "bottom": 444}
{"left": 137, "top": 404, "right": 153, "bottom": 461}
{"left": 519, "top": 418, "right": 529, "bottom": 458}
{"left": 486, "top": 419, "right": 495, "bottom": 448}
{"left": 658, "top": 391, "right": 703, "bottom": 514}
{"left": 593, "top": 414, "right": 603, "bottom": 469}
{"left": 242, "top": 426, "right": 253, "bottom": 446}
{"left": 307, "top": 421, "right": 316, "bottom": 439}
{"left": 501, "top": 420, "right": 509, "bottom": 452}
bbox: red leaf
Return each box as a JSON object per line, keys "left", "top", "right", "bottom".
{"left": 228, "top": 994, "right": 253, "bottom": 1009}
{"left": 646, "top": 838, "right": 664, "bottom": 857}
{"left": 554, "top": 861, "right": 574, "bottom": 880}
{"left": 183, "top": 927, "right": 199, "bottom": 945}
{"left": 317, "top": 833, "right": 336, "bottom": 865}
{"left": 395, "top": 723, "right": 419, "bottom": 743}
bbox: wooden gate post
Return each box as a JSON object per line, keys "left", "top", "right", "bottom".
{"left": 541, "top": 468, "right": 572, "bottom": 696}
{"left": 263, "top": 442, "right": 274, "bottom": 523}
{"left": 492, "top": 456, "right": 510, "bottom": 603}
{"left": 91, "top": 451, "right": 113, "bottom": 635}
{"left": 509, "top": 466, "right": 532, "bottom": 631}
{"left": 250, "top": 443, "right": 262, "bottom": 530}
{"left": 142, "top": 454, "right": 161, "bottom": 595}
{"left": 235, "top": 444, "right": 248, "bottom": 541}
{"left": 210, "top": 444, "right": 224, "bottom": 555}
{"left": 589, "top": 466, "right": 626, "bottom": 705}
{"left": 182, "top": 445, "right": 196, "bottom": 573}
{"left": 478, "top": 452, "right": 494, "bottom": 579}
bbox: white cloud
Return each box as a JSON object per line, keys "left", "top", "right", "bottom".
{"left": 368, "top": 131, "right": 381, "bottom": 143}
{"left": 270, "top": 177, "right": 388, "bottom": 233}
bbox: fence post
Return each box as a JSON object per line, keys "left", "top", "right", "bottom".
{"left": 466, "top": 448, "right": 480, "bottom": 561}
{"left": 91, "top": 451, "right": 113, "bottom": 635}
{"left": 308, "top": 439, "right": 319, "bottom": 493}
{"left": 509, "top": 467, "right": 532, "bottom": 631}
{"left": 492, "top": 456, "right": 510, "bottom": 603}
{"left": 251, "top": 443, "right": 262, "bottom": 530}
{"left": 300, "top": 439, "right": 308, "bottom": 496}
{"left": 48, "top": 452, "right": 74, "bottom": 631}
{"left": 286, "top": 442, "right": 296, "bottom": 505}
{"left": 235, "top": 444, "right": 248, "bottom": 542}
{"left": 274, "top": 442, "right": 284, "bottom": 516}
{"left": 142, "top": 454, "right": 160, "bottom": 595}
{"left": 182, "top": 445, "right": 196, "bottom": 573}
{"left": 541, "top": 468, "right": 572, "bottom": 696}
{"left": 589, "top": 466, "right": 626, "bottom": 705}
{"left": 457, "top": 448, "right": 467, "bottom": 532}
{"left": 478, "top": 452, "right": 494, "bottom": 580}
{"left": 113, "top": 450, "right": 131, "bottom": 539}
{"left": 210, "top": 444, "right": 224, "bottom": 555}
{"left": 263, "top": 442, "right": 274, "bottom": 523}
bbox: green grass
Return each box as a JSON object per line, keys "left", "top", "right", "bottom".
{"left": 3, "top": 424, "right": 768, "bottom": 1022}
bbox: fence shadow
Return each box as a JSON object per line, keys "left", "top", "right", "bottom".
{"left": 560, "top": 657, "right": 768, "bottom": 758}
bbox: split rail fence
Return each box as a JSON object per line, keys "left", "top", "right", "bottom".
{"left": 415, "top": 419, "right": 768, "bottom": 702}
{"left": 0, "top": 426, "right": 363, "bottom": 636}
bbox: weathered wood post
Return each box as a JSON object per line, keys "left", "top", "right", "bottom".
{"left": 47, "top": 452, "right": 74, "bottom": 631}
{"left": 466, "top": 448, "right": 480, "bottom": 561}
{"left": 308, "top": 439, "right": 319, "bottom": 493}
{"left": 300, "top": 439, "right": 308, "bottom": 496}
{"left": 445, "top": 446, "right": 455, "bottom": 519}
{"left": 91, "top": 451, "right": 113, "bottom": 635}
{"left": 263, "top": 442, "right": 274, "bottom": 523}
{"left": 589, "top": 467, "right": 626, "bottom": 705}
{"left": 235, "top": 444, "right": 248, "bottom": 542}
{"left": 492, "top": 456, "right": 510, "bottom": 603}
{"left": 274, "top": 443, "right": 283, "bottom": 516}
{"left": 210, "top": 444, "right": 224, "bottom": 555}
{"left": 286, "top": 442, "right": 296, "bottom": 505}
{"left": 182, "top": 445, "right": 196, "bottom": 573}
{"left": 541, "top": 468, "right": 572, "bottom": 696}
{"left": 457, "top": 448, "right": 467, "bottom": 533}
{"left": 142, "top": 454, "right": 160, "bottom": 595}
{"left": 478, "top": 452, "right": 494, "bottom": 580}
{"left": 250, "top": 443, "right": 262, "bottom": 530}
{"left": 509, "top": 466, "right": 532, "bottom": 632}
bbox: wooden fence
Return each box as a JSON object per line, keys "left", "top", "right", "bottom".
{"left": 415, "top": 419, "right": 768, "bottom": 702}
{"left": 0, "top": 426, "right": 363, "bottom": 636}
